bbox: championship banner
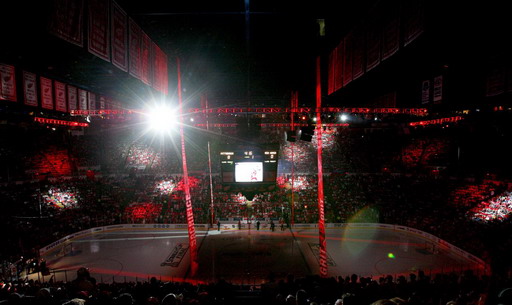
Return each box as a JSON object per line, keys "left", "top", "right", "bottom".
{"left": 403, "top": 0, "right": 425, "bottom": 47}
{"left": 366, "top": 15, "right": 381, "bottom": 71}
{"left": 48, "top": 0, "right": 84, "bottom": 47}
{"left": 140, "top": 32, "right": 151, "bottom": 85}
{"left": 128, "top": 18, "right": 142, "bottom": 79}
{"left": 352, "top": 26, "right": 365, "bottom": 80}
{"left": 99, "top": 95, "right": 105, "bottom": 109}
{"left": 381, "top": 5, "right": 400, "bottom": 61}
{"left": 315, "top": 57, "right": 327, "bottom": 277}
{"left": 40, "top": 77, "right": 54, "bottom": 110}
{"left": 342, "top": 32, "right": 353, "bottom": 87}
{"left": 23, "top": 71, "right": 38, "bottom": 106}
{"left": 87, "top": 91, "right": 96, "bottom": 110}
{"left": 111, "top": 0, "right": 128, "bottom": 72}
{"left": 67, "top": 85, "right": 78, "bottom": 111}
{"left": 54, "top": 81, "right": 67, "bottom": 112}
{"left": 87, "top": 0, "right": 110, "bottom": 61}
{"left": 78, "top": 88, "right": 88, "bottom": 110}
{"left": 0, "top": 63, "right": 17, "bottom": 101}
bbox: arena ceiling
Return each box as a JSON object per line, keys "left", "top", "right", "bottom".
{"left": 1, "top": 0, "right": 377, "bottom": 110}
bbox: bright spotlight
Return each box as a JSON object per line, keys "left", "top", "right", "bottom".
{"left": 146, "top": 105, "right": 176, "bottom": 132}
{"left": 340, "top": 114, "right": 349, "bottom": 122}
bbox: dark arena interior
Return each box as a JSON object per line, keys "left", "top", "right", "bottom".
{"left": 3, "top": 1, "right": 512, "bottom": 305}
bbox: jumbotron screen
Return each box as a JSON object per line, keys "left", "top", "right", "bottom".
{"left": 235, "top": 162, "right": 263, "bottom": 182}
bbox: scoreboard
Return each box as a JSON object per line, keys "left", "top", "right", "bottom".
{"left": 219, "top": 145, "right": 278, "bottom": 184}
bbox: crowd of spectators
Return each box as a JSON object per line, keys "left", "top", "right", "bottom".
{"left": 2, "top": 268, "right": 512, "bottom": 305}
{"left": 3, "top": 170, "right": 511, "bottom": 276}
{"left": 42, "top": 187, "right": 79, "bottom": 209}
{"left": 3, "top": 119, "right": 512, "bottom": 303}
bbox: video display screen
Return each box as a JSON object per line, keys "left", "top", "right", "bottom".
{"left": 235, "top": 162, "right": 263, "bottom": 182}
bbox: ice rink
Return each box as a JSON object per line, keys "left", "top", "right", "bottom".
{"left": 36, "top": 223, "right": 488, "bottom": 285}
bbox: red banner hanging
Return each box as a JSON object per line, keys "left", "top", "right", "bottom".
{"left": 335, "top": 42, "right": 344, "bottom": 92}
{"left": 78, "top": 89, "right": 88, "bottom": 110}
{"left": 153, "top": 44, "right": 161, "bottom": 93}
{"left": 87, "top": 0, "right": 110, "bottom": 61}
{"left": 23, "top": 71, "right": 38, "bottom": 106}
{"left": 327, "top": 50, "right": 335, "bottom": 95}
{"left": 105, "top": 97, "right": 112, "bottom": 109}
{"left": 342, "top": 33, "right": 353, "bottom": 87}
{"left": 140, "top": 32, "right": 151, "bottom": 85}
{"left": 328, "top": 42, "right": 343, "bottom": 95}
{"left": 88, "top": 91, "right": 96, "bottom": 110}
{"left": 152, "top": 42, "right": 159, "bottom": 92}
{"left": 67, "top": 85, "right": 78, "bottom": 111}
{"left": 161, "top": 52, "right": 168, "bottom": 95}
{"left": 0, "top": 64, "right": 17, "bottom": 102}
{"left": 111, "top": 0, "right": 128, "bottom": 72}
{"left": 366, "top": 16, "right": 381, "bottom": 71}
{"left": 128, "top": 18, "right": 142, "bottom": 79}
{"left": 352, "top": 26, "right": 365, "bottom": 80}
{"left": 315, "top": 57, "right": 327, "bottom": 277}
{"left": 99, "top": 96, "right": 106, "bottom": 109}
{"left": 486, "top": 67, "right": 505, "bottom": 97}
{"left": 54, "top": 81, "right": 67, "bottom": 112}
{"left": 40, "top": 77, "right": 54, "bottom": 110}
{"left": 381, "top": 4, "right": 400, "bottom": 61}
{"left": 152, "top": 44, "right": 168, "bottom": 95}
{"left": 48, "top": 0, "right": 84, "bottom": 47}
{"left": 177, "top": 58, "right": 199, "bottom": 275}
{"left": 403, "top": 0, "right": 425, "bottom": 46}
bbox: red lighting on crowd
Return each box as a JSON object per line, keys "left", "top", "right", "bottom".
{"left": 175, "top": 176, "right": 201, "bottom": 191}
{"left": 125, "top": 203, "right": 163, "bottom": 221}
